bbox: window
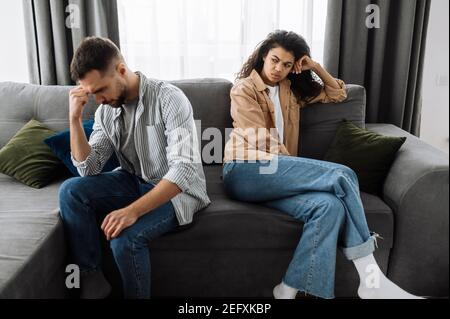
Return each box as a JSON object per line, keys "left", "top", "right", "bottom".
{"left": 0, "top": 0, "right": 29, "bottom": 82}
{"left": 420, "top": 0, "right": 449, "bottom": 154}
{"left": 118, "top": 0, "right": 328, "bottom": 81}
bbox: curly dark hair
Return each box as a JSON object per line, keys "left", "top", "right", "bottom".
{"left": 237, "top": 30, "right": 323, "bottom": 103}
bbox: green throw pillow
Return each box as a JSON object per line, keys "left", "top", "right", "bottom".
{"left": 0, "top": 119, "right": 62, "bottom": 188}
{"left": 324, "top": 120, "right": 406, "bottom": 195}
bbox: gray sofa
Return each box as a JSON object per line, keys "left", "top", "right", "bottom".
{"left": 0, "top": 79, "right": 448, "bottom": 298}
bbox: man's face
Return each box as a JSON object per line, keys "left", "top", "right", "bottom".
{"left": 79, "top": 66, "right": 127, "bottom": 108}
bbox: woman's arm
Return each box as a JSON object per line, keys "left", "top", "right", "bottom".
{"left": 312, "top": 63, "right": 341, "bottom": 89}
{"left": 293, "top": 55, "right": 339, "bottom": 88}
{"left": 293, "top": 55, "right": 347, "bottom": 105}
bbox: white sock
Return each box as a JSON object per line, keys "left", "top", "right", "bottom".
{"left": 273, "top": 282, "right": 298, "bottom": 299}
{"left": 353, "top": 254, "right": 424, "bottom": 299}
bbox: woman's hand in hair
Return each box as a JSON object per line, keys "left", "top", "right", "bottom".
{"left": 292, "top": 55, "right": 318, "bottom": 74}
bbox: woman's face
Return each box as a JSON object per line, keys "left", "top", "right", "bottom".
{"left": 261, "top": 47, "right": 295, "bottom": 86}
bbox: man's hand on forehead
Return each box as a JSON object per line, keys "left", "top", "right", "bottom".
{"left": 69, "top": 85, "right": 90, "bottom": 118}
{"left": 71, "top": 85, "right": 88, "bottom": 95}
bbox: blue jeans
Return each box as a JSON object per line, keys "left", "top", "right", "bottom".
{"left": 222, "top": 155, "right": 378, "bottom": 299}
{"left": 58, "top": 169, "right": 178, "bottom": 299}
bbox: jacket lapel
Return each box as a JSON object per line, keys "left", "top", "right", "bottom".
{"left": 279, "top": 78, "right": 291, "bottom": 140}
{"left": 250, "top": 70, "right": 276, "bottom": 127}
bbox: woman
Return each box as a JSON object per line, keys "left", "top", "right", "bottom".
{"left": 222, "top": 30, "right": 422, "bottom": 299}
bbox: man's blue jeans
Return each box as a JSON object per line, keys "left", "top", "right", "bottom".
{"left": 222, "top": 155, "right": 378, "bottom": 299}
{"left": 58, "top": 169, "right": 178, "bottom": 299}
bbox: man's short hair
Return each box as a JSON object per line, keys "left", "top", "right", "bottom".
{"left": 70, "top": 36, "right": 122, "bottom": 81}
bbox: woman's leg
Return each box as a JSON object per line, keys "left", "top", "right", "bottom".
{"left": 109, "top": 181, "right": 178, "bottom": 299}
{"left": 263, "top": 192, "right": 347, "bottom": 299}
{"left": 224, "top": 155, "right": 374, "bottom": 251}
{"left": 223, "top": 155, "right": 422, "bottom": 299}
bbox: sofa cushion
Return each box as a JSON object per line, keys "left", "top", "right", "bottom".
{"left": 324, "top": 120, "right": 407, "bottom": 195}
{"left": 44, "top": 119, "right": 120, "bottom": 176}
{"left": 0, "top": 82, "right": 99, "bottom": 150}
{"left": 0, "top": 173, "right": 67, "bottom": 298}
{"left": 300, "top": 84, "right": 366, "bottom": 160}
{"left": 151, "top": 166, "right": 394, "bottom": 251}
{"left": 0, "top": 119, "right": 62, "bottom": 188}
{"left": 145, "top": 165, "right": 394, "bottom": 297}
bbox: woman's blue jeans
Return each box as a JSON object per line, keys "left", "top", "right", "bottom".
{"left": 222, "top": 155, "right": 378, "bottom": 299}
{"left": 58, "top": 169, "right": 178, "bottom": 299}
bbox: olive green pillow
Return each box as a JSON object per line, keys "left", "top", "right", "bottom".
{"left": 0, "top": 119, "right": 62, "bottom": 188}
{"left": 324, "top": 120, "right": 406, "bottom": 195}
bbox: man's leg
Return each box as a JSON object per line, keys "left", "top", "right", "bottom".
{"left": 59, "top": 169, "right": 141, "bottom": 297}
{"left": 109, "top": 181, "right": 178, "bottom": 299}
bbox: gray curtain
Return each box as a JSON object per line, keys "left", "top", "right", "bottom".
{"left": 23, "top": 0, "right": 120, "bottom": 85}
{"left": 324, "top": 0, "right": 431, "bottom": 136}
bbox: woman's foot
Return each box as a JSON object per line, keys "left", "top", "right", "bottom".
{"left": 357, "top": 274, "right": 424, "bottom": 299}
{"left": 353, "top": 254, "right": 424, "bottom": 299}
{"left": 273, "top": 282, "right": 298, "bottom": 299}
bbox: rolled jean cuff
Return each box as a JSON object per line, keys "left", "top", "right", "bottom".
{"left": 341, "top": 232, "right": 382, "bottom": 260}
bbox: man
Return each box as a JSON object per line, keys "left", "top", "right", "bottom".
{"left": 59, "top": 36, "right": 210, "bottom": 299}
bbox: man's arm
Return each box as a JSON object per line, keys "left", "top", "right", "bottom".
{"left": 129, "top": 179, "right": 181, "bottom": 217}
{"left": 102, "top": 86, "right": 198, "bottom": 240}
{"left": 101, "top": 179, "right": 181, "bottom": 240}
{"left": 69, "top": 87, "right": 115, "bottom": 176}
{"left": 69, "top": 86, "right": 92, "bottom": 162}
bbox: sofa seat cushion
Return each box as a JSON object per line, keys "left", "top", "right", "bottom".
{"left": 146, "top": 165, "right": 394, "bottom": 297}
{"left": 0, "top": 173, "right": 67, "bottom": 298}
{"left": 151, "top": 166, "right": 394, "bottom": 251}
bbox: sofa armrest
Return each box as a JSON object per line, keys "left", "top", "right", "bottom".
{"left": 366, "top": 123, "right": 449, "bottom": 297}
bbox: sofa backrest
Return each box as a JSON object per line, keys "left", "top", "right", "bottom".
{"left": 300, "top": 84, "right": 366, "bottom": 159}
{"left": 169, "top": 78, "right": 233, "bottom": 164}
{"left": 0, "top": 82, "right": 89, "bottom": 149}
{"left": 0, "top": 80, "right": 365, "bottom": 164}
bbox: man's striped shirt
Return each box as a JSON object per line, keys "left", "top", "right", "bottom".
{"left": 71, "top": 72, "right": 210, "bottom": 225}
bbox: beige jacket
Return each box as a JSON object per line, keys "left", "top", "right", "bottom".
{"left": 223, "top": 69, "right": 347, "bottom": 162}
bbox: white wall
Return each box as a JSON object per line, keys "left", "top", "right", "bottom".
{"left": 0, "top": 0, "right": 29, "bottom": 83}
{"left": 420, "top": 0, "right": 449, "bottom": 154}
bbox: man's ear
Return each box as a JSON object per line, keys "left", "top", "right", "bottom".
{"left": 117, "top": 62, "right": 127, "bottom": 76}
